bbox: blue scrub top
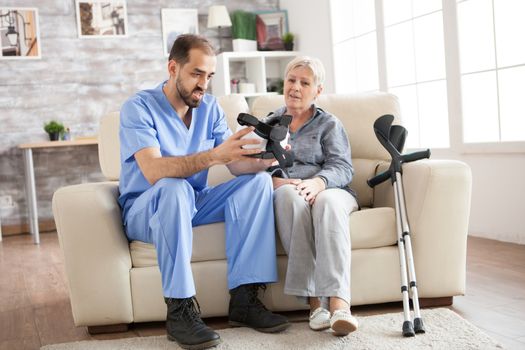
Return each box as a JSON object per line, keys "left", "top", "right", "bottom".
{"left": 118, "top": 82, "right": 232, "bottom": 217}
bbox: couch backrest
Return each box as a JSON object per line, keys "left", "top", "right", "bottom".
{"left": 97, "top": 95, "right": 250, "bottom": 181}
{"left": 98, "top": 93, "right": 400, "bottom": 207}
{"left": 251, "top": 92, "right": 402, "bottom": 206}
{"left": 217, "top": 94, "right": 250, "bottom": 130}
{"left": 98, "top": 111, "right": 120, "bottom": 181}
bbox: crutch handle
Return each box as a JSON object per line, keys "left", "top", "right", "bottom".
{"left": 367, "top": 149, "right": 431, "bottom": 188}
{"left": 367, "top": 169, "right": 391, "bottom": 188}
{"left": 402, "top": 149, "right": 431, "bottom": 163}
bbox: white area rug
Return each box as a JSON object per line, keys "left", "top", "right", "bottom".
{"left": 41, "top": 308, "right": 503, "bottom": 350}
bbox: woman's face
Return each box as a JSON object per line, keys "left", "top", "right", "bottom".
{"left": 284, "top": 66, "right": 322, "bottom": 113}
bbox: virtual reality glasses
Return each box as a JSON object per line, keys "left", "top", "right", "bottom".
{"left": 236, "top": 113, "right": 294, "bottom": 171}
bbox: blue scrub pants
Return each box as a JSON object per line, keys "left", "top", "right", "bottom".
{"left": 123, "top": 172, "right": 278, "bottom": 298}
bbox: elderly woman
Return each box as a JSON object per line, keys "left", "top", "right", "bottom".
{"left": 266, "top": 56, "right": 359, "bottom": 336}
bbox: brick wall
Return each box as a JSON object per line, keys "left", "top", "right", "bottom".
{"left": 0, "top": 0, "right": 277, "bottom": 228}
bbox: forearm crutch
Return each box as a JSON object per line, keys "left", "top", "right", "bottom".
{"left": 367, "top": 114, "right": 430, "bottom": 337}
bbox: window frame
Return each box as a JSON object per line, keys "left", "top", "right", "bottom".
{"left": 330, "top": 0, "right": 525, "bottom": 154}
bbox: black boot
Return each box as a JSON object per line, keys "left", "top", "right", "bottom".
{"left": 165, "top": 297, "right": 221, "bottom": 350}
{"left": 228, "top": 284, "right": 290, "bottom": 333}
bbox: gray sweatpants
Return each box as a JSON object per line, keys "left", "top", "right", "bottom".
{"left": 274, "top": 185, "right": 358, "bottom": 305}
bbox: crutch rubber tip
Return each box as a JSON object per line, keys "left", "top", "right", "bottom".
{"left": 402, "top": 321, "right": 415, "bottom": 337}
{"left": 414, "top": 317, "right": 426, "bottom": 334}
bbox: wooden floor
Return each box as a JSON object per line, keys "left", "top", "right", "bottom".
{"left": 0, "top": 233, "right": 524, "bottom": 350}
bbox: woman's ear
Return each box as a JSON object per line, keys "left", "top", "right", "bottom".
{"left": 316, "top": 84, "right": 323, "bottom": 99}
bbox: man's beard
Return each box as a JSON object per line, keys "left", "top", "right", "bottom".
{"left": 176, "top": 77, "right": 204, "bottom": 108}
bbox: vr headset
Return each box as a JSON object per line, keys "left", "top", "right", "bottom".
{"left": 236, "top": 113, "right": 294, "bottom": 174}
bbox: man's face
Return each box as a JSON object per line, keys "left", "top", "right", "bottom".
{"left": 174, "top": 48, "right": 216, "bottom": 108}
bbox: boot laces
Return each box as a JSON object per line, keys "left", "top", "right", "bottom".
{"left": 176, "top": 297, "right": 204, "bottom": 324}
{"left": 247, "top": 284, "right": 268, "bottom": 313}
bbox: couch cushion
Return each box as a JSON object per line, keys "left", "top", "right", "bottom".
{"left": 350, "top": 207, "right": 397, "bottom": 249}
{"left": 129, "top": 207, "right": 397, "bottom": 268}
{"left": 130, "top": 222, "right": 226, "bottom": 267}
{"left": 317, "top": 93, "right": 401, "bottom": 161}
{"left": 130, "top": 223, "right": 287, "bottom": 268}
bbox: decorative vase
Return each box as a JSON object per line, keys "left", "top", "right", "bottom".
{"left": 48, "top": 132, "right": 60, "bottom": 141}
{"left": 284, "top": 42, "right": 294, "bottom": 51}
{"left": 232, "top": 39, "right": 257, "bottom": 52}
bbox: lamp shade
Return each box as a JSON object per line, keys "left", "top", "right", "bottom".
{"left": 207, "top": 5, "right": 232, "bottom": 28}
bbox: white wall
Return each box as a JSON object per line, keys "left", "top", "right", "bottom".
{"left": 279, "top": 0, "right": 525, "bottom": 244}
{"left": 437, "top": 151, "right": 525, "bottom": 245}
{"left": 280, "top": 0, "right": 335, "bottom": 93}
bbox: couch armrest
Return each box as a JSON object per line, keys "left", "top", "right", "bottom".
{"left": 52, "top": 182, "right": 133, "bottom": 326}
{"left": 373, "top": 160, "right": 472, "bottom": 297}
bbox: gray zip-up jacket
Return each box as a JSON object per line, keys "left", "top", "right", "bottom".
{"left": 264, "top": 105, "right": 356, "bottom": 197}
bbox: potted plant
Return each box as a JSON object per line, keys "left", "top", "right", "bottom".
{"left": 44, "top": 120, "right": 65, "bottom": 141}
{"left": 282, "top": 32, "right": 294, "bottom": 51}
{"left": 231, "top": 10, "right": 257, "bottom": 51}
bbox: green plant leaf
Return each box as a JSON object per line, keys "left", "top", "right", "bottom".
{"left": 282, "top": 32, "right": 294, "bottom": 44}
{"left": 43, "top": 120, "right": 65, "bottom": 134}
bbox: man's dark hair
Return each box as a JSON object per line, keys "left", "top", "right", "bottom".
{"left": 168, "top": 34, "right": 216, "bottom": 64}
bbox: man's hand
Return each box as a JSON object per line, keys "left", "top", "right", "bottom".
{"left": 272, "top": 177, "right": 302, "bottom": 190}
{"left": 133, "top": 127, "right": 272, "bottom": 185}
{"left": 296, "top": 177, "right": 326, "bottom": 205}
{"left": 212, "top": 127, "right": 264, "bottom": 165}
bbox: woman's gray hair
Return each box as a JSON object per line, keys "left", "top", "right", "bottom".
{"left": 284, "top": 56, "right": 326, "bottom": 87}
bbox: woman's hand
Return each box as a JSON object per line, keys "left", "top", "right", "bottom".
{"left": 296, "top": 177, "right": 326, "bottom": 205}
{"left": 272, "top": 177, "right": 302, "bottom": 190}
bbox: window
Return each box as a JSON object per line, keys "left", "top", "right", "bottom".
{"left": 330, "top": 0, "right": 378, "bottom": 93}
{"left": 384, "top": 2, "right": 448, "bottom": 148}
{"left": 330, "top": 0, "right": 525, "bottom": 151}
{"left": 457, "top": 0, "right": 525, "bottom": 143}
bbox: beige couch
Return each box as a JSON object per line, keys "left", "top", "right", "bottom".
{"left": 52, "top": 93, "right": 472, "bottom": 331}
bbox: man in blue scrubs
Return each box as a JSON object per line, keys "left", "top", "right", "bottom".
{"left": 119, "top": 34, "right": 289, "bottom": 350}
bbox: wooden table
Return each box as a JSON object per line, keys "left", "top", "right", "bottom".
{"left": 18, "top": 138, "right": 98, "bottom": 244}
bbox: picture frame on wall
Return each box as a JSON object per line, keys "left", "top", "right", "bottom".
{"left": 161, "top": 8, "right": 199, "bottom": 57}
{"left": 0, "top": 7, "right": 41, "bottom": 59}
{"left": 255, "top": 10, "right": 289, "bottom": 51}
{"left": 75, "top": 0, "right": 128, "bottom": 38}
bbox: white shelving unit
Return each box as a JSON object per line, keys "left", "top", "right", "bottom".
{"left": 212, "top": 51, "right": 299, "bottom": 98}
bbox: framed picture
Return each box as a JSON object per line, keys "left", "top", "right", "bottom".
{"left": 255, "top": 10, "right": 289, "bottom": 51}
{"left": 161, "top": 9, "right": 199, "bottom": 57}
{"left": 0, "top": 7, "right": 41, "bottom": 59}
{"left": 75, "top": 0, "right": 128, "bottom": 38}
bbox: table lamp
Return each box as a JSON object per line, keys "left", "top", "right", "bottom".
{"left": 207, "top": 5, "right": 232, "bottom": 53}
